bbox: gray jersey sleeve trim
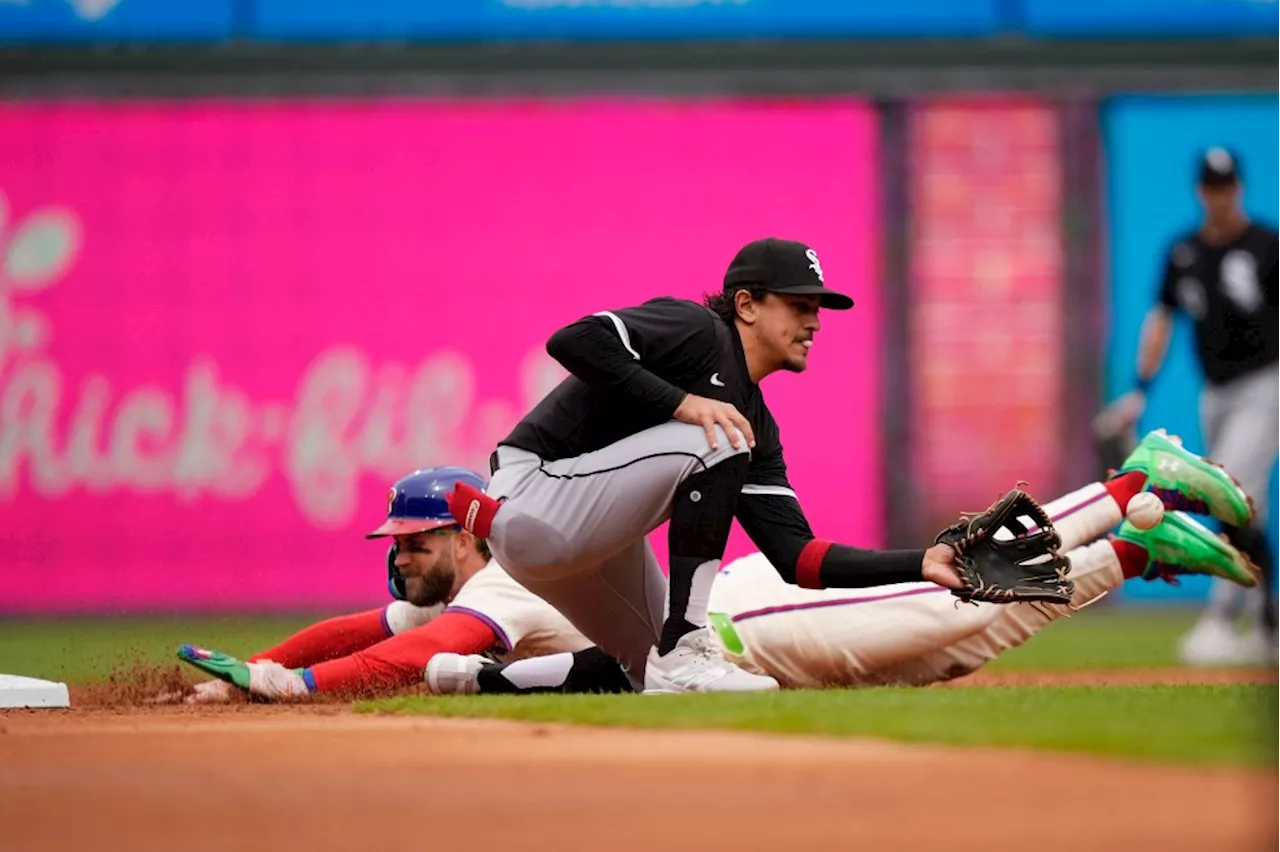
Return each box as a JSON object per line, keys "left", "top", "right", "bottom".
{"left": 741, "top": 484, "right": 798, "bottom": 499}
{"left": 592, "top": 311, "right": 641, "bottom": 360}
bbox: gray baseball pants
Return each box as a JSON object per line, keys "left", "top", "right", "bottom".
{"left": 484, "top": 421, "right": 750, "bottom": 684}
{"left": 1200, "top": 363, "right": 1279, "bottom": 621}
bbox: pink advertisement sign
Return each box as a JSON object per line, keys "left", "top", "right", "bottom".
{"left": 0, "top": 99, "right": 881, "bottom": 613}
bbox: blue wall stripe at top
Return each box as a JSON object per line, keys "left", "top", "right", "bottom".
{"left": 248, "top": 0, "right": 1003, "bottom": 40}
{"left": 0, "top": 0, "right": 237, "bottom": 42}
{"left": 3, "top": 0, "right": 1274, "bottom": 44}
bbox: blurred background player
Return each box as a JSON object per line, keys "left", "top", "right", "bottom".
{"left": 169, "top": 466, "right": 593, "bottom": 702}
{"left": 428, "top": 430, "right": 1260, "bottom": 693}
{"left": 1099, "top": 148, "right": 1278, "bottom": 666}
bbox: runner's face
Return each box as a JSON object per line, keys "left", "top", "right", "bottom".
{"left": 393, "top": 530, "right": 457, "bottom": 607}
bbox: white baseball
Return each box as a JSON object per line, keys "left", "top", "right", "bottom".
{"left": 1125, "top": 492, "right": 1166, "bottom": 530}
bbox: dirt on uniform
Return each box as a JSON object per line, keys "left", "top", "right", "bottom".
{"left": 1, "top": 668, "right": 1275, "bottom": 852}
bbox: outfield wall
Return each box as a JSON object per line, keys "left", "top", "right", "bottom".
{"left": 2, "top": 92, "right": 1275, "bottom": 614}
{"left": 905, "top": 98, "right": 1066, "bottom": 537}
{"left": 0, "top": 98, "right": 882, "bottom": 613}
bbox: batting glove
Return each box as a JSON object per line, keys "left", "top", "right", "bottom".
{"left": 176, "top": 646, "right": 311, "bottom": 701}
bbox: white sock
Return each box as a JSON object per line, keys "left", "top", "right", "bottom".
{"left": 685, "top": 559, "right": 721, "bottom": 627}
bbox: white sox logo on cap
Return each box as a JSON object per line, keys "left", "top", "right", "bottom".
{"left": 805, "top": 248, "right": 824, "bottom": 282}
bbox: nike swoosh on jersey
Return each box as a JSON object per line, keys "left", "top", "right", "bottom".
{"left": 710, "top": 373, "right": 725, "bottom": 387}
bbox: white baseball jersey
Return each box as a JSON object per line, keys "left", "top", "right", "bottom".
{"left": 709, "top": 551, "right": 994, "bottom": 688}
{"left": 446, "top": 559, "right": 594, "bottom": 663}
{"left": 705, "top": 482, "right": 1129, "bottom": 687}
{"left": 708, "top": 518, "right": 1123, "bottom": 689}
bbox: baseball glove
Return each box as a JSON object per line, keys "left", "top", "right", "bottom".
{"left": 934, "top": 488, "right": 1075, "bottom": 605}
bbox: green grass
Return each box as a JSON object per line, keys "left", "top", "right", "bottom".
{"left": 0, "top": 615, "right": 318, "bottom": 683}
{"left": 360, "top": 685, "right": 1278, "bottom": 768}
{"left": 985, "top": 607, "right": 1197, "bottom": 670}
{"left": 2, "top": 608, "right": 1271, "bottom": 767}
{"left": 0, "top": 606, "right": 1202, "bottom": 685}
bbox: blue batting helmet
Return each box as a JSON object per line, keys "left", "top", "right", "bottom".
{"left": 365, "top": 466, "right": 488, "bottom": 539}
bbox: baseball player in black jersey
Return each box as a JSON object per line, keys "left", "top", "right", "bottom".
{"left": 447, "top": 237, "right": 965, "bottom": 693}
{"left": 1110, "top": 148, "right": 1278, "bottom": 664}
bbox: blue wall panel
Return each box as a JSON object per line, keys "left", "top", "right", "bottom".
{"left": 1102, "top": 94, "right": 1279, "bottom": 602}
{"left": 1025, "top": 0, "right": 1277, "bottom": 36}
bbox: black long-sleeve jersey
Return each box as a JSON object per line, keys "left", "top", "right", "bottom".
{"left": 501, "top": 297, "right": 925, "bottom": 589}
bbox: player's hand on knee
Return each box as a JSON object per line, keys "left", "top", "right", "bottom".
{"left": 674, "top": 394, "right": 755, "bottom": 450}
{"left": 921, "top": 543, "right": 966, "bottom": 590}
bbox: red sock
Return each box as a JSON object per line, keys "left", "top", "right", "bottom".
{"left": 1111, "top": 539, "right": 1149, "bottom": 579}
{"left": 1104, "top": 470, "right": 1148, "bottom": 513}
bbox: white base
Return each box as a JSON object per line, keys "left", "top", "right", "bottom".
{"left": 0, "top": 673, "right": 70, "bottom": 708}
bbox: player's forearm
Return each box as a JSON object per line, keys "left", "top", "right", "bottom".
{"left": 304, "top": 648, "right": 420, "bottom": 695}
{"left": 1136, "top": 308, "right": 1173, "bottom": 386}
{"left": 739, "top": 495, "right": 925, "bottom": 590}
{"left": 248, "top": 608, "right": 390, "bottom": 668}
{"left": 546, "top": 318, "right": 685, "bottom": 413}
{"left": 306, "top": 612, "right": 496, "bottom": 696}
{"left": 797, "top": 540, "right": 926, "bottom": 589}
{"left": 757, "top": 530, "right": 924, "bottom": 590}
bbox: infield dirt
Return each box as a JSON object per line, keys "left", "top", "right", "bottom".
{"left": 2, "top": 669, "right": 1275, "bottom": 852}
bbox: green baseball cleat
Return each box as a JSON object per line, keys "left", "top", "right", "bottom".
{"left": 1119, "top": 429, "right": 1255, "bottom": 527}
{"left": 1116, "top": 512, "right": 1261, "bottom": 588}
{"left": 176, "top": 645, "right": 251, "bottom": 690}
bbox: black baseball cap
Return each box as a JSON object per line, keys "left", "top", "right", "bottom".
{"left": 1198, "top": 147, "right": 1241, "bottom": 187}
{"left": 723, "top": 237, "right": 854, "bottom": 311}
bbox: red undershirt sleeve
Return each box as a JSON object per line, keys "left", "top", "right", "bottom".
{"left": 248, "top": 608, "right": 391, "bottom": 667}
{"left": 305, "top": 611, "right": 497, "bottom": 696}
